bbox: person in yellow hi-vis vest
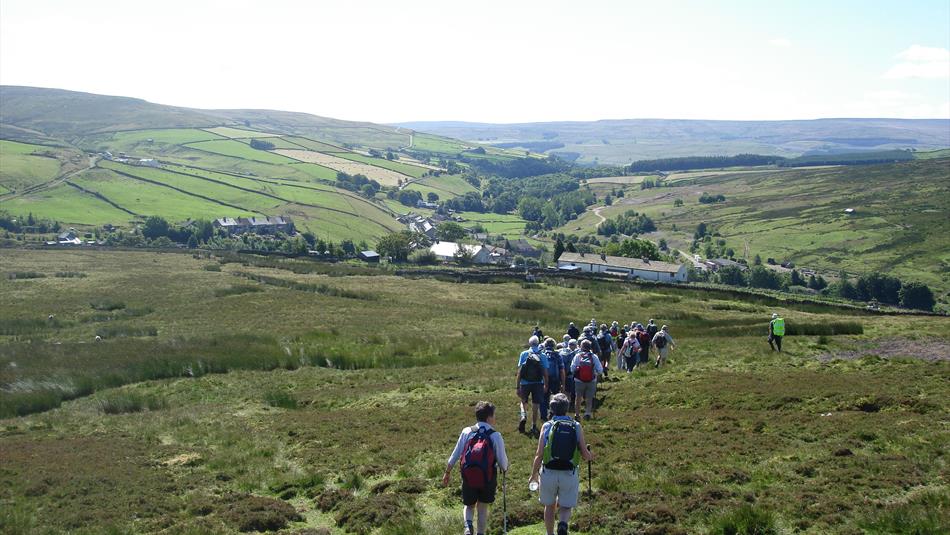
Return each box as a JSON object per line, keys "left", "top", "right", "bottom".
{"left": 768, "top": 313, "right": 785, "bottom": 352}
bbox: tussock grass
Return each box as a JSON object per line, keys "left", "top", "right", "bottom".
{"left": 709, "top": 503, "right": 778, "bottom": 534}
{"left": 512, "top": 298, "right": 544, "bottom": 310}
{"left": 219, "top": 253, "right": 380, "bottom": 277}
{"left": 233, "top": 271, "right": 375, "bottom": 300}
{"left": 0, "top": 318, "right": 61, "bottom": 336}
{"left": 89, "top": 299, "right": 125, "bottom": 311}
{"left": 54, "top": 271, "right": 87, "bottom": 278}
{"left": 95, "top": 325, "right": 158, "bottom": 338}
{"left": 6, "top": 271, "right": 45, "bottom": 280}
{"left": 97, "top": 391, "right": 167, "bottom": 414}
{"left": 213, "top": 285, "right": 263, "bottom": 297}
{"left": 263, "top": 390, "right": 298, "bottom": 409}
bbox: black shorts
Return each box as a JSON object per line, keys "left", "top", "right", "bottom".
{"left": 462, "top": 478, "right": 497, "bottom": 505}
{"left": 519, "top": 383, "right": 545, "bottom": 404}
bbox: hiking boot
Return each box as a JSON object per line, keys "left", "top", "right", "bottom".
{"left": 518, "top": 418, "right": 526, "bottom": 433}
{"left": 557, "top": 520, "right": 569, "bottom": 535}
{"left": 530, "top": 425, "right": 538, "bottom": 436}
{"left": 464, "top": 521, "right": 473, "bottom": 535}
{"left": 583, "top": 414, "right": 591, "bottom": 421}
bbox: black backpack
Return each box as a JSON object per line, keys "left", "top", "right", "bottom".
{"left": 521, "top": 352, "right": 544, "bottom": 382}
{"left": 543, "top": 420, "right": 580, "bottom": 471}
{"left": 655, "top": 334, "right": 667, "bottom": 349}
{"left": 597, "top": 333, "right": 611, "bottom": 355}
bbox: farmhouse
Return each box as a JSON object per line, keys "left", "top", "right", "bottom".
{"left": 358, "top": 250, "right": 380, "bottom": 263}
{"left": 704, "top": 258, "right": 748, "bottom": 272}
{"left": 57, "top": 230, "right": 83, "bottom": 245}
{"left": 213, "top": 216, "right": 294, "bottom": 236}
{"left": 399, "top": 213, "right": 438, "bottom": 239}
{"left": 557, "top": 252, "right": 687, "bottom": 282}
{"left": 429, "top": 241, "right": 491, "bottom": 264}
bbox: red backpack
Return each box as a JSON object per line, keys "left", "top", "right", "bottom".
{"left": 637, "top": 331, "right": 651, "bottom": 349}
{"left": 575, "top": 352, "right": 596, "bottom": 382}
{"left": 460, "top": 427, "right": 496, "bottom": 489}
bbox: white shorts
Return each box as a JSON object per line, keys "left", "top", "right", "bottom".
{"left": 539, "top": 467, "right": 580, "bottom": 508}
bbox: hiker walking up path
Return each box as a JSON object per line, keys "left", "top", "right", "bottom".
{"left": 619, "top": 330, "right": 641, "bottom": 373}
{"left": 542, "top": 338, "right": 566, "bottom": 420}
{"left": 635, "top": 324, "right": 652, "bottom": 370}
{"left": 652, "top": 325, "right": 675, "bottom": 368}
{"left": 528, "top": 393, "right": 595, "bottom": 535}
{"left": 571, "top": 340, "right": 603, "bottom": 420}
{"left": 443, "top": 401, "right": 511, "bottom": 535}
{"left": 768, "top": 313, "right": 785, "bottom": 352}
{"left": 517, "top": 336, "right": 549, "bottom": 435}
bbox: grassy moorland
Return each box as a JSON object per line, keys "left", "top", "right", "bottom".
{"left": 1, "top": 249, "right": 947, "bottom": 534}
{"left": 561, "top": 159, "right": 950, "bottom": 301}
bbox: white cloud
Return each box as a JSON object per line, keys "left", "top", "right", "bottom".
{"left": 768, "top": 38, "right": 792, "bottom": 48}
{"left": 897, "top": 45, "right": 950, "bottom": 63}
{"left": 884, "top": 45, "right": 950, "bottom": 79}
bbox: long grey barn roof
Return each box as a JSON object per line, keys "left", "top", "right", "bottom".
{"left": 558, "top": 252, "right": 683, "bottom": 273}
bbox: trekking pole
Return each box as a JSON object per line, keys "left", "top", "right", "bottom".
{"left": 502, "top": 470, "right": 508, "bottom": 534}
{"left": 587, "top": 445, "right": 593, "bottom": 499}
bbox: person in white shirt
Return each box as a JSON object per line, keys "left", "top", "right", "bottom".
{"left": 443, "top": 401, "right": 511, "bottom": 535}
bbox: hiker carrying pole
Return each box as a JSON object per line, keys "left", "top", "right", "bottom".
{"left": 528, "top": 393, "right": 595, "bottom": 535}
{"left": 443, "top": 401, "right": 510, "bottom": 535}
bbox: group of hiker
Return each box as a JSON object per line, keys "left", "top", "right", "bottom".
{"left": 444, "top": 313, "right": 786, "bottom": 535}
{"left": 518, "top": 319, "right": 676, "bottom": 433}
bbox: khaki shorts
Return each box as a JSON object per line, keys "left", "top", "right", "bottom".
{"left": 539, "top": 467, "right": 580, "bottom": 508}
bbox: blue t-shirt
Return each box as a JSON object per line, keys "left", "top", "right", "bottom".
{"left": 518, "top": 346, "right": 548, "bottom": 385}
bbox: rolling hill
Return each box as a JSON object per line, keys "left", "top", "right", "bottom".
{"left": 395, "top": 118, "right": 950, "bottom": 165}
{"left": 0, "top": 86, "right": 491, "bottom": 242}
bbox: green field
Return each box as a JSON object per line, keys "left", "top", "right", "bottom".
{"left": 405, "top": 174, "right": 478, "bottom": 200}
{"left": 455, "top": 211, "right": 528, "bottom": 237}
{"left": 72, "top": 168, "right": 255, "bottom": 221}
{"left": 282, "top": 136, "right": 347, "bottom": 153}
{"left": 0, "top": 140, "right": 66, "bottom": 192}
{"left": 410, "top": 132, "right": 472, "bottom": 154}
{"left": 203, "top": 126, "right": 283, "bottom": 138}
{"left": 2, "top": 182, "right": 136, "bottom": 225}
{"left": 0, "top": 249, "right": 947, "bottom": 534}
{"left": 184, "top": 139, "right": 300, "bottom": 165}
{"left": 233, "top": 136, "right": 311, "bottom": 150}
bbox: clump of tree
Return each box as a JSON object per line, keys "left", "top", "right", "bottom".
{"left": 602, "top": 238, "right": 661, "bottom": 260}
{"left": 436, "top": 221, "right": 466, "bottom": 242}
{"left": 249, "top": 139, "right": 276, "bottom": 150}
{"left": 597, "top": 210, "right": 656, "bottom": 237}
{"left": 627, "top": 154, "right": 783, "bottom": 173}
{"left": 699, "top": 193, "right": 726, "bottom": 204}
{"left": 396, "top": 189, "right": 423, "bottom": 207}
{"left": 0, "top": 212, "right": 62, "bottom": 234}
{"left": 335, "top": 172, "right": 380, "bottom": 198}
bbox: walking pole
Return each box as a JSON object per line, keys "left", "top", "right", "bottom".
{"left": 502, "top": 470, "right": 508, "bottom": 534}
{"left": 587, "top": 445, "right": 593, "bottom": 499}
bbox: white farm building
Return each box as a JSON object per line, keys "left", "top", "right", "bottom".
{"left": 557, "top": 252, "right": 687, "bottom": 282}
{"left": 429, "top": 241, "right": 491, "bottom": 264}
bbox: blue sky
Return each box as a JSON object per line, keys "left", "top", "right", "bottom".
{"left": 1, "top": 0, "right": 947, "bottom": 122}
